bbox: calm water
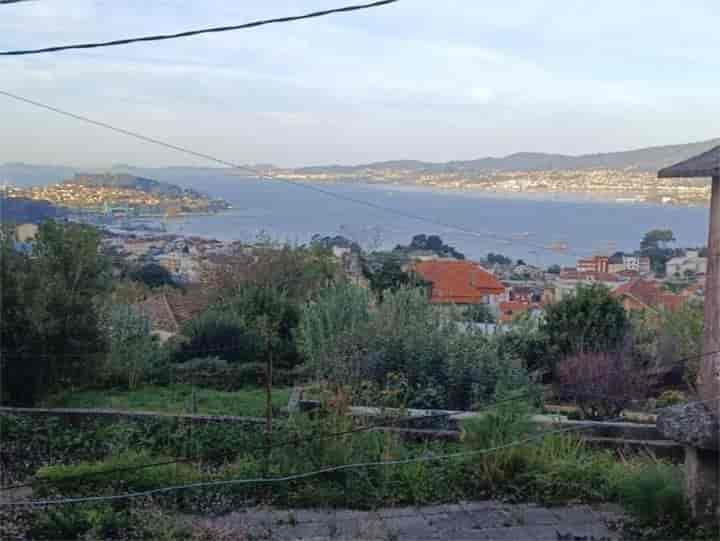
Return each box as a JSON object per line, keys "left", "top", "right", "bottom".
{"left": 161, "top": 175, "right": 709, "bottom": 266}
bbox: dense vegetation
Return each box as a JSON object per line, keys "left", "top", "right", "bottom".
{"left": 0, "top": 221, "right": 711, "bottom": 540}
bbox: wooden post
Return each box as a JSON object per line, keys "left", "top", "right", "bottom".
{"left": 686, "top": 174, "right": 720, "bottom": 520}
{"left": 701, "top": 175, "right": 720, "bottom": 404}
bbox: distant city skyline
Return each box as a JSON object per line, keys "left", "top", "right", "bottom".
{"left": 2, "top": 0, "right": 719, "bottom": 168}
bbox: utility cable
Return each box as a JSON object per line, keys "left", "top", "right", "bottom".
{"left": 0, "top": 392, "right": 531, "bottom": 491}
{"left": 0, "top": 89, "right": 589, "bottom": 257}
{"left": 0, "top": 417, "right": 621, "bottom": 507}
{"left": 0, "top": 1, "right": 400, "bottom": 56}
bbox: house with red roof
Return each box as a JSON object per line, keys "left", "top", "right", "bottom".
{"left": 413, "top": 260, "right": 507, "bottom": 307}
{"left": 612, "top": 278, "right": 685, "bottom": 313}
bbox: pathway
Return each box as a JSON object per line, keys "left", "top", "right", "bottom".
{"left": 199, "top": 501, "right": 623, "bottom": 540}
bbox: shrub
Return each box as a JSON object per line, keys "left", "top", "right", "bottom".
{"left": 610, "top": 461, "right": 688, "bottom": 527}
{"left": 555, "top": 351, "right": 648, "bottom": 419}
{"left": 34, "top": 450, "right": 202, "bottom": 497}
{"left": 105, "top": 305, "right": 169, "bottom": 389}
{"left": 543, "top": 284, "right": 628, "bottom": 359}
{"left": 176, "top": 285, "right": 301, "bottom": 369}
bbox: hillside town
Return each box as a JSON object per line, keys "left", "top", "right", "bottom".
{"left": 8, "top": 222, "right": 705, "bottom": 337}
{"left": 1, "top": 174, "right": 229, "bottom": 215}
{"left": 268, "top": 167, "right": 712, "bottom": 206}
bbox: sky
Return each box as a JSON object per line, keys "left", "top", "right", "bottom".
{"left": 1, "top": 0, "right": 719, "bottom": 168}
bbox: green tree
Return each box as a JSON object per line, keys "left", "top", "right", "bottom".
{"left": 299, "top": 282, "right": 371, "bottom": 376}
{"left": 640, "top": 229, "right": 676, "bottom": 275}
{"left": 547, "top": 264, "right": 561, "bottom": 274}
{"left": 106, "top": 305, "right": 167, "bottom": 389}
{"left": 1, "top": 221, "right": 110, "bottom": 404}
{"left": 130, "top": 263, "right": 175, "bottom": 288}
{"left": 543, "top": 284, "right": 628, "bottom": 359}
{"left": 176, "top": 285, "right": 300, "bottom": 369}
{"left": 463, "top": 303, "right": 496, "bottom": 323}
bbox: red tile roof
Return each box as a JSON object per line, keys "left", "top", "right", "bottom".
{"left": 414, "top": 260, "right": 505, "bottom": 304}
{"left": 612, "top": 278, "right": 685, "bottom": 312}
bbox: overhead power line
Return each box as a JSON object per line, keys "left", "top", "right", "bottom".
{"left": 0, "top": 418, "right": 621, "bottom": 507}
{"left": 0, "top": 394, "right": 530, "bottom": 492}
{"left": 0, "top": 0, "right": 400, "bottom": 56}
{"left": 0, "top": 89, "right": 588, "bottom": 257}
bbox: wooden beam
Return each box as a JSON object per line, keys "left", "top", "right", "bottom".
{"left": 701, "top": 175, "right": 720, "bottom": 404}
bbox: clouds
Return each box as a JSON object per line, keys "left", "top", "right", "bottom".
{"left": 0, "top": 0, "right": 718, "bottom": 167}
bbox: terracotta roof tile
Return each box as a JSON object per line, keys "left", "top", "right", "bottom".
{"left": 613, "top": 278, "right": 685, "bottom": 312}
{"left": 414, "top": 260, "right": 505, "bottom": 304}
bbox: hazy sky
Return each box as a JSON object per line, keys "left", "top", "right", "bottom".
{"left": 1, "top": 0, "right": 719, "bottom": 168}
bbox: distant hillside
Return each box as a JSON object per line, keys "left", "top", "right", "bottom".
{"left": 67, "top": 173, "right": 208, "bottom": 199}
{"left": 0, "top": 163, "right": 77, "bottom": 187}
{"left": 289, "top": 138, "right": 720, "bottom": 174}
{"left": 0, "top": 196, "right": 67, "bottom": 223}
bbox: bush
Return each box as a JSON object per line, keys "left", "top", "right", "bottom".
{"left": 34, "top": 450, "right": 202, "bottom": 497}
{"left": 543, "top": 284, "right": 628, "bottom": 359}
{"left": 610, "top": 461, "right": 688, "bottom": 527}
{"left": 105, "top": 305, "right": 169, "bottom": 389}
{"left": 176, "top": 285, "right": 301, "bottom": 370}
{"left": 555, "top": 351, "right": 648, "bottom": 419}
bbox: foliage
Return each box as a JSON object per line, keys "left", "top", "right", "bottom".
{"left": 611, "top": 462, "right": 687, "bottom": 526}
{"left": 362, "top": 252, "right": 428, "bottom": 298}
{"left": 215, "top": 238, "right": 338, "bottom": 301}
{"left": 44, "top": 384, "right": 292, "bottom": 417}
{"left": 486, "top": 252, "right": 512, "bottom": 266}
{"left": 301, "top": 285, "right": 530, "bottom": 410}
{"left": 640, "top": 229, "right": 676, "bottom": 275}
{"left": 657, "top": 303, "right": 703, "bottom": 389}
{"left": 546, "top": 264, "right": 561, "bottom": 274}
{"left": 175, "top": 285, "right": 300, "bottom": 369}
{"left": 130, "top": 262, "right": 176, "bottom": 288}
{"left": 35, "top": 450, "right": 202, "bottom": 497}
{"left": 299, "top": 282, "right": 371, "bottom": 376}
{"left": 543, "top": 284, "right": 628, "bottom": 359}
{"left": 462, "top": 303, "right": 496, "bottom": 323}
{"left": 555, "top": 351, "right": 648, "bottom": 419}
{"left": 105, "top": 305, "right": 168, "bottom": 389}
{"left": 493, "top": 313, "right": 551, "bottom": 373}
{"left": 398, "top": 234, "right": 465, "bottom": 259}
{"left": 1, "top": 221, "right": 110, "bottom": 405}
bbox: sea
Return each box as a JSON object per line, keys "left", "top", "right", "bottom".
{"left": 157, "top": 175, "right": 709, "bottom": 267}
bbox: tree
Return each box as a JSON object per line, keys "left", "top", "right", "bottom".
{"left": 486, "top": 253, "right": 512, "bottom": 266}
{"left": 547, "top": 264, "right": 561, "bottom": 275}
{"left": 543, "top": 284, "right": 628, "bottom": 359}
{"left": 106, "top": 305, "right": 167, "bottom": 389}
{"left": 130, "top": 263, "right": 175, "bottom": 288}
{"left": 1, "top": 221, "right": 110, "bottom": 404}
{"left": 362, "top": 253, "right": 430, "bottom": 299}
{"left": 463, "top": 304, "right": 496, "bottom": 323}
{"left": 175, "top": 285, "right": 301, "bottom": 369}
{"left": 640, "top": 229, "right": 676, "bottom": 275}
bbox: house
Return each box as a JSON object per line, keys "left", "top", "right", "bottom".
{"left": 554, "top": 269, "right": 625, "bottom": 300}
{"left": 576, "top": 255, "right": 609, "bottom": 274}
{"left": 15, "top": 223, "right": 38, "bottom": 243}
{"left": 608, "top": 253, "right": 625, "bottom": 274}
{"left": 666, "top": 250, "right": 707, "bottom": 277}
{"left": 414, "top": 260, "right": 506, "bottom": 306}
{"left": 612, "top": 278, "right": 685, "bottom": 313}
{"left": 134, "top": 289, "right": 215, "bottom": 336}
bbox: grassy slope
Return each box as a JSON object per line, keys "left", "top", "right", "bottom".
{"left": 44, "top": 384, "right": 291, "bottom": 417}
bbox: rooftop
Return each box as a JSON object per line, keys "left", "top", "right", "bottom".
{"left": 658, "top": 145, "right": 720, "bottom": 178}
{"left": 414, "top": 260, "right": 505, "bottom": 305}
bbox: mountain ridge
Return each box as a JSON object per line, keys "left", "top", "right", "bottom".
{"left": 287, "top": 138, "right": 720, "bottom": 174}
